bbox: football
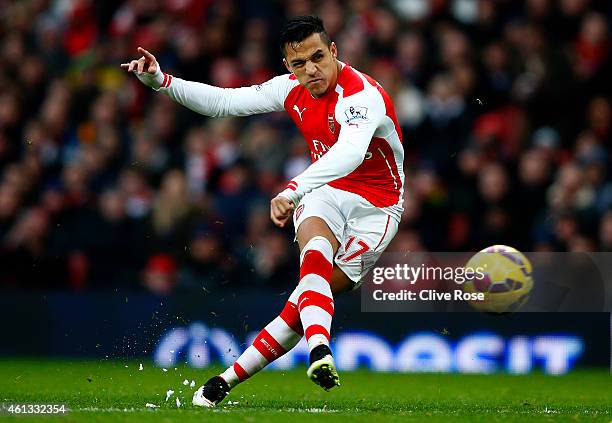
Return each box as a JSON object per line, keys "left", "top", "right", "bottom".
{"left": 463, "top": 245, "right": 534, "bottom": 313}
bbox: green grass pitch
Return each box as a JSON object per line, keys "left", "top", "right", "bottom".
{"left": 0, "top": 359, "right": 610, "bottom": 422}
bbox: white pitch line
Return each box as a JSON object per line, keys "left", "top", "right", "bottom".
{"left": 74, "top": 407, "right": 141, "bottom": 413}
{"left": 73, "top": 406, "right": 342, "bottom": 413}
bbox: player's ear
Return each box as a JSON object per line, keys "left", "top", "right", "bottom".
{"left": 330, "top": 42, "right": 337, "bottom": 59}
{"left": 283, "top": 58, "right": 292, "bottom": 73}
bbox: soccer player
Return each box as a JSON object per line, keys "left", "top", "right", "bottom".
{"left": 122, "top": 16, "right": 404, "bottom": 406}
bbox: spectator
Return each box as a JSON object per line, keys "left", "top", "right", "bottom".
{"left": 142, "top": 253, "right": 178, "bottom": 295}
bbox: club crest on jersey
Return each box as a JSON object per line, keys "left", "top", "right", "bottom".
{"left": 344, "top": 106, "right": 368, "bottom": 124}
{"left": 327, "top": 114, "right": 335, "bottom": 133}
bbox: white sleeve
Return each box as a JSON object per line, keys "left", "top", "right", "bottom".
{"left": 136, "top": 67, "right": 296, "bottom": 117}
{"left": 278, "top": 90, "right": 386, "bottom": 205}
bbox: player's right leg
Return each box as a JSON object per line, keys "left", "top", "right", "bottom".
{"left": 192, "top": 265, "right": 351, "bottom": 406}
{"left": 193, "top": 187, "right": 350, "bottom": 406}
{"left": 192, "top": 296, "right": 303, "bottom": 407}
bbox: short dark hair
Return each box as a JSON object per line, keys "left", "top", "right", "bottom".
{"left": 280, "top": 15, "right": 331, "bottom": 56}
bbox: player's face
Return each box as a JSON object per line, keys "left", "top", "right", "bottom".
{"left": 283, "top": 33, "right": 339, "bottom": 98}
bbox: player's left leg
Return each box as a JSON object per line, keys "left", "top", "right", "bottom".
{"left": 333, "top": 189, "right": 400, "bottom": 291}
{"left": 293, "top": 199, "right": 400, "bottom": 391}
{"left": 293, "top": 216, "right": 346, "bottom": 390}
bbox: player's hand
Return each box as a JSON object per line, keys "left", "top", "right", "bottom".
{"left": 270, "top": 196, "right": 295, "bottom": 228}
{"left": 120, "top": 47, "right": 158, "bottom": 75}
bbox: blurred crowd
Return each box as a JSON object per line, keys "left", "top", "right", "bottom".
{"left": 0, "top": 0, "right": 611, "bottom": 293}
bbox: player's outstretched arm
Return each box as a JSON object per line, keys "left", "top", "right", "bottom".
{"left": 120, "top": 47, "right": 163, "bottom": 88}
{"left": 121, "top": 48, "right": 297, "bottom": 118}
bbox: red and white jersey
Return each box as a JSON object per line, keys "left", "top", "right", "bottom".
{"left": 142, "top": 63, "right": 404, "bottom": 220}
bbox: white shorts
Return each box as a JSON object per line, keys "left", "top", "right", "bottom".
{"left": 293, "top": 184, "right": 399, "bottom": 287}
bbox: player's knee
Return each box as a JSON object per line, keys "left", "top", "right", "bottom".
{"left": 330, "top": 266, "right": 354, "bottom": 296}
{"left": 299, "top": 236, "right": 334, "bottom": 281}
{"left": 302, "top": 236, "right": 333, "bottom": 255}
{"left": 297, "top": 217, "right": 339, "bottom": 252}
